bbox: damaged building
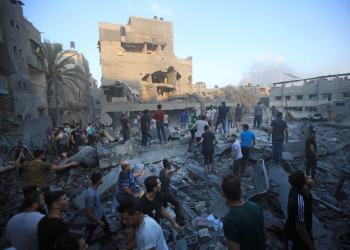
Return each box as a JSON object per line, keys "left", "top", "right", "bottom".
{"left": 0, "top": 0, "right": 51, "bottom": 150}
{"left": 269, "top": 73, "right": 350, "bottom": 120}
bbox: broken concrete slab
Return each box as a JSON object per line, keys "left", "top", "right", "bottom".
{"left": 283, "top": 140, "right": 304, "bottom": 158}
{"left": 198, "top": 228, "right": 211, "bottom": 244}
{"left": 74, "top": 167, "right": 121, "bottom": 210}
{"left": 213, "top": 143, "right": 232, "bottom": 155}
{"left": 60, "top": 146, "right": 98, "bottom": 168}
{"left": 184, "top": 165, "right": 214, "bottom": 186}
{"left": 249, "top": 159, "right": 269, "bottom": 202}
{"left": 103, "top": 128, "right": 118, "bottom": 142}
{"left": 282, "top": 151, "right": 294, "bottom": 161}
{"left": 115, "top": 138, "right": 135, "bottom": 156}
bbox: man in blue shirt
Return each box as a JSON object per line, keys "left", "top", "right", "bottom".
{"left": 240, "top": 124, "right": 256, "bottom": 177}
{"left": 253, "top": 102, "right": 263, "bottom": 129}
{"left": 178, "top": 110, "right": 188, "bottom": 131}
{"left": 268, "top": 112, "right": 289, "bottom": 164}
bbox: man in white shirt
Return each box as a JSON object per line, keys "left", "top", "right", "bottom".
{"left": 229, "top": 134, "right": 243, "bottom": 176}
{"left": 209, "top": 105, "right": 216, "bottom": 132}
{"left": 193, "top": 115, "right": 209, "bottom": 156}
{"left": 6, "top": 190, "right": 45, "bottom": 250}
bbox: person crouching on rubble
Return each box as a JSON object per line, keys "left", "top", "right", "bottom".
{"left": 195, "top": 125, "right": 218, "bottom": 174}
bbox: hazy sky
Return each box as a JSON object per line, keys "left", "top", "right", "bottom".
{"left": 23, "top": 0, "right": 350, "bottom": 88}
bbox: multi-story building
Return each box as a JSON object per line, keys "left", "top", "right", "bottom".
{"left": 0, "top": 0, "right": 51, "bottom": 149}
{"left": 269, "top": 73, "right": 350, "bottom": 119}
{"left": 238, "top": 84, "right": 271, "bottom": 99}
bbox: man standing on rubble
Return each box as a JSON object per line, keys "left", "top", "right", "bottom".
{"left": 271, "top": 106, "right": 279, "bottom": 121}
{"left": 152, "top": 104, "right": 167, "bottom": 144}
{"left": 305, "top": 131, "right": 319, "bottom": 180}
{"left": 6, "top": 140, "right": 34, "bottom": 176}
{"left": 179, "top": 110, "right": 188, "bottom": 131}
{"left": 159, "top": 158, "right": 185, "bottom": 225}
{"left": 268, "top": 112, "right": 288, "bottom": 164}
{"left": 240, "top": 124, "right": 256, "bottom": 177}
{"left": 285, "top": 170, "right": 316, "bottom": 250}
{"left": 229, "top": 134, "right": 243, "bottom": 176}
{"left": 14, "top": 150, "right": 78, "bottom": 194}
{"left": 209, "top": 105, "right": 216, "bottom": 132}
{"left": 115, "top": 161, "right": 145, "bottom": 233}
{"left": 235, "top": 103, "right": 243, "bottom": 133}
{"left": 193, "top": 115, "right": 209, "bottom": 156}
{"left": 120, "top": 111, "right": 131, "bottom": 143}
{"left": 253, "top": 102, "right": 263, "bottom": 129}
{"left": 327, "top": 96, "right": 334, "bottom": 122}
{"left": 187, "top": 107, "right": 198, "bottom": 152}
{"left": 140, "top": 109, "right": 151, "bottom": 147}
{"left": 215, "top": 101, "right": 230, "bottom": 138}
{"left": 56, "top": 128, "right": 69, "bottom": 160}
{"left": 85, "top": 173, "right": 122, "bottom": 244}
{"left": 222, "top": 174, "right": 267, "bottom": 250}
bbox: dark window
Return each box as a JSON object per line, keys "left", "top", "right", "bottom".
{"left": 336, "top": 103, "right": 345, "bottom": 106}
{"left": 18, "top": 81, "right": 21, "bottom": 90}
{"left": 285, "top": 96, "right": 291, "bottom": 100}
{"left": 19, "top": 49, "right": 22, "bottom": 56}
{"left": 16, "top": 24, "right": 20, "bottom": 30}
{"left": 306, "top": 106, "right": 318, "bottom": 112}
{"left": 297, "top": 95, "right": 303, "bottom": 100}
{"left": 343, "top": 92, "right": 350, "bottom": 97}
{"left": 10, "top": 20, "right": 14, "bottom": 27}
{"left": 13, "top": 46, "right": 17, "bottom": 54}
{"left": 276, "top": 96, "right": 282, "bottom": 100}
{"left": 23, "top": 82, "right": 26, "bottom": 91}
{"left": 322, "top": 93, "right": 331, "bottom": 99}
{"left": 309, "top": 94, "right": 317, "bottom": 100}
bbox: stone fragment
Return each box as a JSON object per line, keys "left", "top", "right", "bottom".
{"left": 175, "top": 238, "right": 188, "bottom": 250}
{"left": 207, "top": 220, "right": 214, "bottom": 231}
{"left": 198, "top": 228, "right": 211, "bottom": 244}
{"left": 195, "top": 203, "right": 206, "bottom": 212}
{"left": 323, "top": 195, "right": 339, "bottom": 206}
{"left": 196, "top": 217, "right": 207, "bottom": 228}
{"left": 60, "top": 146, "right": 98, "bottom": 168}
{"left": 199, "top": 243, "right": 209, "bottom": 250}
{"left": 185, "top": 225, "right": 195, "bottom": 235}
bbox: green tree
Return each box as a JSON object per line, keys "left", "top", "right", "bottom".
{"left": 39, "top": 40, "right": 86, "bottom": 125}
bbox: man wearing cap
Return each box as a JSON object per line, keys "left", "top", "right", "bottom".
{"left": 187, "top": 108, "right": 198, "bottom": 152}
{"left": 120, "top": 111, "right": 131, "bottom": 143}
{"left": 215, "top": 102, "right": 230, "bottom": 138}
{"left": 7, "top": 140, "right": 34, "bottom": 176}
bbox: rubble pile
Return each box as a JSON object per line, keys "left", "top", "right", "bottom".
{"left": 0, "top": 121, "right": 350, "bottom": 249}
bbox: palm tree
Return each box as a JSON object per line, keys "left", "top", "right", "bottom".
{"left": 39, "top": 40, "right": 86, "bottom": 126}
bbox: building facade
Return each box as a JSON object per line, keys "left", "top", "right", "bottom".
{"left": 269, "top": 74, "right": 350, "bottom": 119}
{"left": 238, "top": 84, "right": 271, "bottom": 99}
{"left": 0, "top": 0, "right": 51, "bottom": 150}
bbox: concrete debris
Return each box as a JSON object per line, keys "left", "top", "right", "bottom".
{"left": 248, "top": 159, "right": 269, "bottom": 202}
{"left": 60, "top": 146, "right": 98, "bottom": 168}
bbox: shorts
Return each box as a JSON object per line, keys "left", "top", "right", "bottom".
{"left": 59, "top": 143, "right": 67, "bottom": 154}
{"left": 241, "top": 146, "right": 250, "bottom": 164}
{"left": 235, "top": 116, "right": 242, "bottom": 122}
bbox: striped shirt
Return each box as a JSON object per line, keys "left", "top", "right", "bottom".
{"left": 115, "top": 171, "right": 137, "bottom": 201}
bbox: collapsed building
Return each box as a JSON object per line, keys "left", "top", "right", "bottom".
{"left": 98, "top": 16, "right": 235, "bottom": 126}
{"left": 269, "top": 73, "right": 350, "bottom": 121}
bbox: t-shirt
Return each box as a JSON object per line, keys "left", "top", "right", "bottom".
{"left": 64, "top": 127, "right": 72, "bottom": 135}
{"left": 285, "top": 188, "right": 313, "bottom": 249}
{"left": 235, "top": 107, "right": 243, "bottom": 117}
{"left": 179, "top": 112, "right": 188, "bottom": 123}
{"left": 138, "top": 193, "right": 162, "bottom": 224}
{"left": 88, "top": 126, "right": 95, "bottom": 135}
{"left": 6, "top": 211, "right": 45, "bottom": 250}
{"left": 201, "top": 131, "right": 215, "bottom": 150}
{"left": 38, "top": 216, "right": 69, "bottom": 250}
{"left": 305, "top": 137, "right": 317, "bottom": 158}
{"left": 254, "top": 105, "right": 263, "bottom": 116}
{"left": 12, "top": 145, "right": 29, "bottom": 161}
{"left": 272, "top": 109, "right": 279, "bottom": 118}
{"left": 120, "top": 118, "right": 129, "bottom": 132}
{"left": 19, "top": 161, "right": 52, "bottom": 189}
{"left": 164, "top": 114, "right": 169, "bottom": 124}
{"left": 188, "top": 113, "right": 197, "bottom": 129}
{"left": 85, "top": 186, "right": 103, "bottom": 224}
{"left": 135, "top": 215, "right": 168, "bottom": 250}
{"left": 71, "top": 130, "right": 78, "bottom": 143}
{"left": 152, "top": 110, "right": 165, "bottom": 123}
{"left": 223, "top": 201, "right": 265, "bottom": 250}
{"left": 209, "top": 109, "right": 216, "bottom": 120}
{"left": 270, "top": 118, "right": 288, "bottom": 137}
{"left": 327, "top": 101, "right": 334, "bottom": 110}
{"left": 241, "top": 131, "right": 256, "bottom": 147}
{"left": 217, "top": 105, "right": 230, "bottom": 119}
{"left": 140, "top": 115, "right": 150, "bottom": 132}
{"left": 194, "top": 120, "right": 209, "bottom": 137}
{"left": 115, "top": 171, "right": 137, "bottom": 201}
{"left": 231, "top": 140, "right": 243, "bottom": 160}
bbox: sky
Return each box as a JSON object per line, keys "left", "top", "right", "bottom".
{"left": 23, "top": 0, "right": 350, "bottom": 88}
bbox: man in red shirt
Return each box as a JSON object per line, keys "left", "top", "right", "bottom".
{"left": 152, "top": 104, "right": 167, "bottom": 144}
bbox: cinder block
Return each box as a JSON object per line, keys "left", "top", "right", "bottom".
{"left": 184, "top": 233, "right": 199, "bottom": 247}
{"left": 186, "top": 201, "right": 197, "bottom": 210}
{"left": 207, "top": 220, "right": 214, "bottom": 231}
{"left": 196, "top": 217, "right": 208, "bottom": 228}
{"left": 198, "top": 228, "right": 211, "bottom": 244}
{"left": 185, "top": 225, "right": 195, "bottom": 235}
{"left": 175, "top": 238, "right": 188, "bottom": 250}
{"left": 181, "top": 204, "right": 196, "bottom": 221}
{"left": 195, "top": 203, "right": 206, "bottom": 212}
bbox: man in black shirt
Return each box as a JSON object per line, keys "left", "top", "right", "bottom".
{"left": 120, "top": 111, "right": 131, "bottom": 143}
{"left": 235, "top": 103, "right": 243, "bottom": 132}
{"left": 268, "top": 112, "right": 288, "bottom": 164}
{"left": 285, "top": 170, "right": 316, "bottom": 250}
{"left": 138, "top": 176, "right": 181, "bottom": 232}
{"left": 159, "top": 158, "right": 185, "bottom": 225}
{"left": 70, "top": 126, "right": 79, "bottom": 153}
{"left": 38, "top": 191, "right": 70, "bottom": 250}
{"left": 215, "top": 101, "right": 230, "bottom": 138}
{"left": 196, "top": 125, "right": 218, "bottom": 174}
{"left": 140, "top": 109, "right": 150, "bottom": 147}
{"left": 305, "top": 131, "right": 319, "bottom": 180}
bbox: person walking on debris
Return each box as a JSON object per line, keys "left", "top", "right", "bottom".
{"left": 38, "top": 191, "right": 70, "bottom": 250}
{"left": 152, "top": 104, "right": 167, "bottom": 144}
{"left": 6, "top": 190, "right": 45, "bottom": 250}
{"left": 327, "top": 96, "right": 334, "bottom": 122}
{"left": 136, "top": 110, "right": 142, "bottom": 135}
{"left": 140, "top": 109, "right": 151, "bottom": 147}
{"left": 285, "top": 170, "right": 316, "bottom": 250}
{"left": 14, "top": 150, "right": 78, "bottom": 194}
{"left": 115, "top": 161, "right": 146, "bottom": 233}
{"left": 260, "top": 99, "right": 267, "bottom": 121}
{"left": 159, "top": 158, "right": 186, "bottom": 225}
{"left": 305, "top": 131, "right": 319, "bottom": 180}
{"left": 209, "top": 105, "right": 216, "bottom": 132}
{"left": 229, "top": 134, "right": 244, "bottom": 176}
{"left": 240, "top": 124, "right": 256, "bottom": 177}
{"left": 215, "top": 101, "right": 230, "bottom": 138}
{"left": 118, "top": 200, "right": 168, "bottom": 250}
{"left": 120, "top": 111, "right": 131, "bottom": 143}
{"left": 227, "top": 108, "right": 233, "bottom": 131}
{"left": 271, "top": 106, "right": 279, "bottom": 121}
{"left": 196, "top": 125, "right": 218, "bottom": 174}
{"left": 193, "top": 115, "right": 209, "bottom": 156}
{"left": 163, "top": 113, "right": 170, "bottom": 128}
{"left": 253, "top": 102, "right": 263, "bottom": 129}
{"left": 222, "top": 175, "right": 268, "bottom": 250}
{"left": 268, "top": 112, "right": 288, "bottom": 164}
{"left": 235, "top": 103, "right": 243, "bottom": 133}
{"left": 179, "top": 109, "right": 188, "bottom": 131}
{"left": 56, "top": 128, "right": 69, "bottom": 160}
{"left": 70, "top": 125, "right": 79, "bottom": 154}
{"left": 187, "top": 107, "right": 198, "bottom": 152}
{"left": 84, "top": 173, "right": 122, "bottom": 244}
{"left": 6, "top": 140, "right": 34, "bottom": 175}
